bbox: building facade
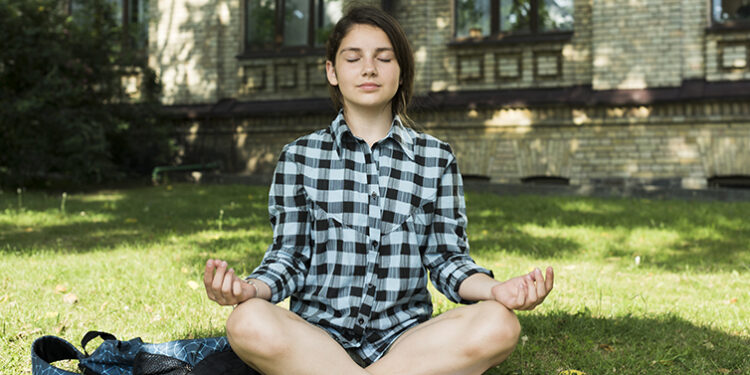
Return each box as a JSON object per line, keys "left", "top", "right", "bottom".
{"left": 150, "top": 0, "right": 750, "bottom": 189}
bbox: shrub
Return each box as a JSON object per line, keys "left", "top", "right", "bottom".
{"left": 0, "top": 0, "right": 173, "bottom": 188}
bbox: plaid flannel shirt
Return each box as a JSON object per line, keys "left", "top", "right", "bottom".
{"left": 249, "top": 112, "right": 492, "bottom": 364}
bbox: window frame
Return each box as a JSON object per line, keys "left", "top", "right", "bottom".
{"left": 708, "top": 0, "right": 750, "bottom": 31}
{"left": 241, "top": 0, "right": 335, "bottom": 58}
{"left": 67, "top": 0, "right": 149, "bottom": 58}
{"left": 452, "top": 0, "right": 574, "bottom": 44}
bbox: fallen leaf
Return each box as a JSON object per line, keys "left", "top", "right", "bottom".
{"left": 54, "top": 284, "right": 68, "bottom": 294}
{"left": 45, "top": 311, "right": 59, "bottom": 318}
{"left": 99, "top": 301, "right": 109, "bottom": 311}
{"left": 181, "top": 267, "right": 190, "bottom": 274}
{"left": 144, "top": 304, "right": 153, "bottom": 313}
{"left": 63, "top": 293, "right": 78, "bottom": 304}
{"left": 0, "top": 294, "right": 9, "bottom": 303}
{"left": 166, "top": 185, "right": 173, "bottom": 191}
{"left": 25, "top": 227, "right": 34, "bottom": 232}
{"left": 559, "top": 370, "right": 586, "bottom": 375}
{"left": 717, "top": 369, "right": 730, "bottom": 374}
{"left": 703, "top": 341, "right": 715, "bottom": 350}
{"left": 125, "top": 218, "right": 138, "bottom": 223}
{"left": 598, "top": 343, "right": 615, "bottom": 352}
{"left": 55, "top": 323, "right": 67, "bottom": 334}
{"left": 187, "top": 280, "right": 200, "bottom": 290}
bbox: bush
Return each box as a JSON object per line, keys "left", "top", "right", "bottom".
{"left": 0, "top": 0, "right": 173, "bottom": 188}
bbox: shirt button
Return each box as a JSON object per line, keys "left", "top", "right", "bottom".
{"left": 371, "top": 240, "right": 378, "bottom": 248}
{"left": 370, "top": 192, "right": 377, "bottom": 201}
{"left": 358, "top": 318, "right": 365, "bottom": 325}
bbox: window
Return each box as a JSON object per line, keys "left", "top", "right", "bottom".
{"left": 455, "top": 0, "right": 573, "bottom": 39}
{"left": 712, "top": 0, "right": 750, "bottom": 26}
{"left": 245, "top": 0, "right": 343, "bottom": 52}
{"left": 70, "top": 0, "right": 148, "bottom": 49}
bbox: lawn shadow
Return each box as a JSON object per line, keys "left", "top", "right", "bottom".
{"left": 487, "top": 310, "right": 750, "bottom": 375}
{"left": 466, "top": 192, "right": 750, "bottom": 272}
{"left": 0, "top": 184, "right": 271, "bottom": 254}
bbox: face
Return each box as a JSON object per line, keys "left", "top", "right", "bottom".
{"left": 326, "top": 24, "right": 401, "bottom": 114}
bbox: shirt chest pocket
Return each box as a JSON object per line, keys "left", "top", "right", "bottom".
{"left": 310, "top": 202, "right": 370, "bottom": 253}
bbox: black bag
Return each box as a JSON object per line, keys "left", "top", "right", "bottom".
{"left": 31, "top": 331, "right": 259, "bottom": 375}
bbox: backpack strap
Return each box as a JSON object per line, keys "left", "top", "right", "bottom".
{"left": 31, "top": 336, "right": 84, "bottom": 375}
{"left": 80, "top": 331, "right": 117, "bottom": 356}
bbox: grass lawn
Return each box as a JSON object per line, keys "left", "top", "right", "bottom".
{"left": 1, "top": 184, "right": 748, "bottom": 374}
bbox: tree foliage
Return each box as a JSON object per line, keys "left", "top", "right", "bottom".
{"left": 0, "top": 0, "right": 172, "bottom": 188}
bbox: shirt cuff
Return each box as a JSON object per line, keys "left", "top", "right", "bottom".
{"left": 450, "top": 265, "right": 494, "bottom": 305}
{"left": 247, "top": 268, "right": 287, "bottom": 304}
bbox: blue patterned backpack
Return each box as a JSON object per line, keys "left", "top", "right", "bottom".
{"left": 31, "top": 331, "right": 259, "bottom": 375}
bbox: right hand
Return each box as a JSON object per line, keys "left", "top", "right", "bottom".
{"left": 203, "top": 259, "right": 257, "bottom": 305}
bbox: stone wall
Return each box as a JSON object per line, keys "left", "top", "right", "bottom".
{"left": 155, "top": 0, "right": 750, "bottom": 189}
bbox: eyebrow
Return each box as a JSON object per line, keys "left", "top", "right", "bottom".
{"left": 338, "top": 47, "right": 394, "bottom": 55}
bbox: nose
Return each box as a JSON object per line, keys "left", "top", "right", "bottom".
{"left": 362, "top": 58, "right": 377, "bottom": 76}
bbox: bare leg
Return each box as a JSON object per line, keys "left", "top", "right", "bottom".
{"left": 226, "top": 299, "right": 371, "bottom": 375}
{"left": 366, "top": 300, "right": 520, "bottom": 375}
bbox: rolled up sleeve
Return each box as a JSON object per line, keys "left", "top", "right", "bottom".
{"left": 422, "top": 154, "right": 493, "bottom": 304}
{"left": 249, "top": 147, "right": 311, "bottom": 304}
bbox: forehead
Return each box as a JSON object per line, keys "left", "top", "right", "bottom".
{"left": 338, "top": 24, "right": 394, "bottom": 52}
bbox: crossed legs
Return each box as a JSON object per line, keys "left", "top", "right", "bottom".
{"left": 226, "top": 299, "right": 520, "bottom": 375}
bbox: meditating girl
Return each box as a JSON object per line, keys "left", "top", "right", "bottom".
{"left": 204, "top": 6, "right": 554, "bottom": 375}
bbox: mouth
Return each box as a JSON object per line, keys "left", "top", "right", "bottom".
{"left": 358, "top": 83, "right": 380, "bottom": 91}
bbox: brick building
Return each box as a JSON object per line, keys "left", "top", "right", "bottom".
{"left": 142, "top": 0, "right": 750, "bottom": 189}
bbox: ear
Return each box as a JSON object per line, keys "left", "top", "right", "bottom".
{"left": 325, "top": 60, "right": 339, "bottom": 86}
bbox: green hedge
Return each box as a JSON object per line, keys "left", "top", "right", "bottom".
{"left": 0, "top": 0, "right": 173, "bottom": 188}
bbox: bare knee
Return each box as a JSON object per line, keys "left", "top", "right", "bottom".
{"left": 464, "top": 301, "right": 521, "bottom": 361}
{"left": 226, "top": 298, "right": 287, "bottom": 359}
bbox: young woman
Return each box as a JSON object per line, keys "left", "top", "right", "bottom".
{"left": 203, "top": 6, "right": 554, "bottom": 375}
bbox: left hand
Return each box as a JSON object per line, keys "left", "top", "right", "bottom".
{"left": 491, "top": 267, "right": 554, "bottom": 310}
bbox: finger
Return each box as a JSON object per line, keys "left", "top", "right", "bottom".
{"left": 222, "top": 268, "right": 235, "bottom": 297}
{"left": 515, "top": 282, "right": 526, "bottom": 309}
{"left": 232, "top": 278, "right": 243, "bottom": 297}
{"left": 545, "top": 266, "right": 555, "bottom": 292}
{"left": 203, "top": 259, "right": 217, "bottom": 300}
{"left": 534, "top": 268, "right": 548, "bottom": 299}
{"left": 212, "top": 261, "right": 228, "bottom": 298}
{"left": 525, "top": 275, "right": 539, "bottom": 308}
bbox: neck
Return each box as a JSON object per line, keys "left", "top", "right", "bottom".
{"left": 342, "top": 104, "right": 394, "bottom": 148}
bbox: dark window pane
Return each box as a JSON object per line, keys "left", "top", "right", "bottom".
{"left": 283, "top": 0, "right": 309, "bottom": 46}
{"left": 126, "top": 0, "right": 148, "bottom": 48}
{"left": 456, "top": 0, "right": 491, "bottom": 38}
{"left": 315, "top": 0, "right": 342, "bottom": 46}
{"left": 500, "top": 0, "right": 530, "bottom": 33}
{"left": 246, "top": 0, "right": 276, "bottom": 49}
{"left": 540, "top": 0, "right": 573, "bottom": 31}
{"left": 714, "top": 0, "right": 750, "bottom": 22}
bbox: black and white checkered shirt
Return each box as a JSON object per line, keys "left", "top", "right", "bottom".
{"left": 249, "top": 112, "right": 492, "bottom": 364}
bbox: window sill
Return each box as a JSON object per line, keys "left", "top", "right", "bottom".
{"left": 706, "top": 22, "right": 750, "bottom": 34}
{"left": 448, "top": 31, "right": 574, "bottom": 48}
{"left": 236, "top": 47, "right": 327, "bottom": 60}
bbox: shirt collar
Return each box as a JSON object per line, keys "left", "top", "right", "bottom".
{"left": 330, "top": 111, "right": 415, "bottom": 161}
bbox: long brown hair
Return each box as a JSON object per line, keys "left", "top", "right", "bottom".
{"left": 325, "top": 5, "right": 415, "bottom": 126}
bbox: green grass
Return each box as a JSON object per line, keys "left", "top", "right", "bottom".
{"left": 1, "top": 184, "right": 748, "bottom": 374}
